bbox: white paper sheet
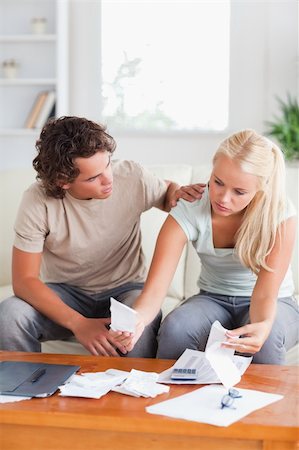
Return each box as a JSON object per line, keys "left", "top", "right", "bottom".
{"left": 206, "top": 344, "right": 241, "bottom": 388}
{"left": 146, "top": 385, "right": 283, "bottom": 427}
{"left": 206, "top": 320, "right": 237, "bottom": 356}
{"left": 158, "top": 349, "right": 251, "bottom": 385}
{"left": 110, "top": 297, "right": 138, "bottom": 332}
{"left": 0, "top": 395, "right": 32, "bottom": 403}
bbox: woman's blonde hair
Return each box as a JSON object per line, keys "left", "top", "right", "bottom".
{"left": 213, "top": 129, "right": 286, "bottom": 274}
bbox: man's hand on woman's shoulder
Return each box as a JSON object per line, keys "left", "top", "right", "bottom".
{"left": 171, "top": 183, "right": 206, "bottom": 207}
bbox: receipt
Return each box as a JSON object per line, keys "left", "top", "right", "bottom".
{"left": 59, "top": 372, "right": 127, "bottom": 399}
{"left": 58, "top": 368, "right": 168, "bottom": 399}
{"left": 110, "top": 297, "right": 138, "bottom": 332}
{"left": 205, "top": 321, "right": 241, "bottom": 389}
{"left": 115, "top": 369, "right": 169, "bottom": 398}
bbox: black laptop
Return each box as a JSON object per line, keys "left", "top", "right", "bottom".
{"left": 0, "top": 361, "right": 80, "bottom": 397}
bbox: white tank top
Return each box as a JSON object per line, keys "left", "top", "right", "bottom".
{"left": 170, "top": 189, "right": 295, "bottom": 297}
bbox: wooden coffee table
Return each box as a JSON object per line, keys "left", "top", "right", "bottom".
{"left": 0, "top": 351, "right": 298, "bottom": 450}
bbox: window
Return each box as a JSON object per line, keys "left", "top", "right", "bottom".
{"left": 101, "top": 0, "right": 230, "bottom": 132}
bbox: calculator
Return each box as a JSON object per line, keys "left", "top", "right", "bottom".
{"left": 171, "top": 368, "right": 198, "bottom": 380}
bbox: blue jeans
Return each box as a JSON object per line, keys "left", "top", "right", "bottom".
{"left": 156, "top": 291, "right": 299, "bottom": 364}
{"left": 0, "top": 282, "right": 161, "bottom": 358}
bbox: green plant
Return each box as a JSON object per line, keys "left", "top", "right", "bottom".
{"left": 266, "top": 94, "right": 299, "bottom": 161}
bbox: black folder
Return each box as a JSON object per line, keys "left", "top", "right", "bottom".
{"left": 0, "top": 361, "right": 80, "bottom": 397}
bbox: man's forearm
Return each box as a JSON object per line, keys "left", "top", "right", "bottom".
{"left": 163, "top": 180, "right": 180, "bottom": 212}
{"left": 13, "top": 277, "right": 82, "bottom": 332}
{"left": 162, "top": 180, "right": 206, "bottom": 211}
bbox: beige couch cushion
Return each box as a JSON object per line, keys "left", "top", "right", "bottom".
{"left": 0, "top": 168, "right": 36, "bottom": 286}
{"left": 142, "top": 164, "right": 193, "bottom": 299}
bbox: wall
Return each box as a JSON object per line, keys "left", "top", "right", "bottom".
{"left": 1, "top": 0, "right": 298, "bottom": 169}
{"left": 68, "top": 0, "right": 298, "bottom": 166}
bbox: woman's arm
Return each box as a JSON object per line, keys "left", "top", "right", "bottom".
{"left": 134, "top": 215, "right": 188, "bottom": 323}
{"left": 112, "top": 215, "right": 188, "bottom": 350}
{"left": 223, "top": 216, "right": 297, "bottom": 354}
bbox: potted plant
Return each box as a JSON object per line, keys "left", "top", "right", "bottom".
{"left": 266, "top": 94, "right": 299, "bottom": 162}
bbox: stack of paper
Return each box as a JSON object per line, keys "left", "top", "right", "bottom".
{"left": 59, "top": 368, "right": 169, "bottom": 399}
{"left": 149, "top": 320, "right": 283, "bottom": 427}
{"left": 59, "top": 371, "right": 127, "bottom": 399}
{"left": 114, "top": 369, "right": 169, "bottom": 398}
{"left": 158, "top": 321, "right": 252, "bottom": 388}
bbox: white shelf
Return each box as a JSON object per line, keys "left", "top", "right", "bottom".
{"left": 0, "top": 78, "right": 57, "bottom": 85}
{"left": 0, "top": 0, "right": 69, "bottom": 140}
{"left": 0, "top": 34, "right": 56, "bottom": 42}
{"left": 0, "top": 128, "right": 41, "bottom": 136}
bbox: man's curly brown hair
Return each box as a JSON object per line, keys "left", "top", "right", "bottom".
{"left": 33, "top": 116, "right": 116, "bottom": 198}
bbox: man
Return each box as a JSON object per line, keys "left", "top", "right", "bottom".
{"left": 0, "top": 116, "right": 204, "bottom": 357}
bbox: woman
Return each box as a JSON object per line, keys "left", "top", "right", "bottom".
{"left": 116, "top": 130, "right": 299, "bottom": 364}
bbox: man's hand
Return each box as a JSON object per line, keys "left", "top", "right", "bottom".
{"left": 71, "top": 316, "right": 127, "bottom": 356}
{"left": 221, "top": 321, "right": 272, "bottom": 354}
{"left": 170, "top": 183, "right": 206, "bottom": 207}
{"left": 109, "top": 315, "right": 145, "bottom": 353}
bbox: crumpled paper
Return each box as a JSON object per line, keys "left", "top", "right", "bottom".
{"left": 59, "top": 368, "right": 169, "bottom": 399}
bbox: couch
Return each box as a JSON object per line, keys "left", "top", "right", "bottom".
{"left": 0, "top": 163, "right": 298, "bottom": 364}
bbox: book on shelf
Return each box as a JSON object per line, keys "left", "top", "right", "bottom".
{"left": 24, "top": 91, "right": 48, "bottom": 129}
{"left": 24, "top": 90, "right": 56, "bottom": 129}
{"left": 34, "top": 90, "right": 56, "bottom": 129}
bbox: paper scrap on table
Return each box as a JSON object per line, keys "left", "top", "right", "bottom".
{"left": 158, "top": 321, "right": 252, "bottom": 388}
{"left": 115, "top": 369, "right": 169, "bottom": 398}
{"left": 59, "top": 368, "right": 168, "bottom": 399}
{"left": 0, "top": 395, "right": 32, "bottom": 403}
{"left": 146, "top": 385, "right": 283, "bottom": 427}
{"left": 59, "top": 371, "right": 127, "bottom": 399}
{"left": 110, "top": 297, "right": 137, "bottom": 332}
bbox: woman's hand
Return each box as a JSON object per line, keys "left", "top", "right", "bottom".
{"left": 221, "top": 321, "right": 272, "bottom": 354}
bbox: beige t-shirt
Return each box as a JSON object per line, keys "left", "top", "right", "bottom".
{"left": 14, "top": 160, "right": 167, "bottom": 293}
